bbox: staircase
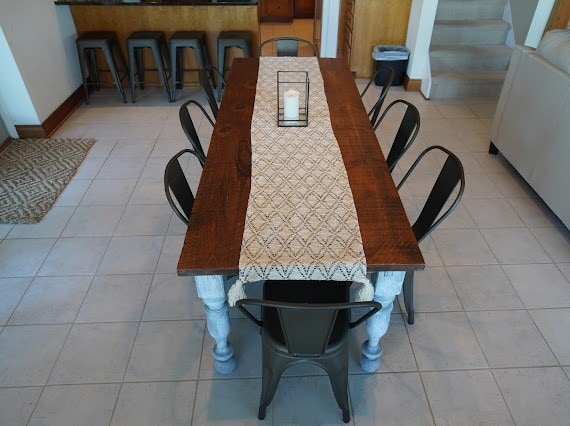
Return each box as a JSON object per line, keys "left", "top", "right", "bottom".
{"left": 429, "top": 0, "right": 512, "bottom": 99}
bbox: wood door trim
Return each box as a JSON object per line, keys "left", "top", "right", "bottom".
{"left": 546, "top": 0, "right": 570, "bottom": 32}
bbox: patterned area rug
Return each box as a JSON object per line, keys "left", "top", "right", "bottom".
{"left": 0, "top": 138, "right": 95, "bottom": 223}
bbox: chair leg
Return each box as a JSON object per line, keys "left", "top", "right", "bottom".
{"left": 176, "top": 47, "right": 184, "bottom": 90}
{"left": 403, "top": 270, "right": 414, "bottom": 324}
{"left": 170, "top": 45, "right": 179, "bottom": 102}
{"left": 128, "top": 45, "right": 138, "bottom": 103}
{"left": 134, "top": 47, "right": 145, "bottom": 90}
{"left": 242, "top": 40, "right": 252, "bottom": 57}
{"left": 111, "top": 41, "right": 129, "bottom": 103}
{"left": 320, "top": 353, "right": 350, "bottom": 423}
{"left": 194, "top": 46, "right": 206, "bottom": 70}
{"left": 329, "top": 371, "right": 350, "bottom": 423}
{"left": 101, "top": 43, "right": 127, "bottom": 104}
{"left": 258, "top": 365, "right": 282, "bottom": 420}
{"left": 160, "top": 40, "right": 173, "bottom": 102}
{"left": 152, "top": 42, "right": 172, "bottom": 102}
{"left": 201, "top": 42, "right": 216, "bottom": 88}
{"left": 86, "top": 49, "right": 100, "bottom": 91}
{"left": 258, "top": 346, "right": 289, "bottom": 420}
{"left": 217, "top": 44, "right": 225, "bottom": 102}
{"left": 113, "top": 40, "right": 129, "bottom": 79}
{"left": 76, "top": 44, "right": 90, "bottom": 104}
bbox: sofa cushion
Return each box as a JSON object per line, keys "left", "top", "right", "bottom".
{"left": 536, "top": 30, "right": 570, "bottom": 74}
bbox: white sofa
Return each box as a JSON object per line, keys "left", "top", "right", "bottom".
{"left": 489, "top": 30, "right": 570, "bottom": 228}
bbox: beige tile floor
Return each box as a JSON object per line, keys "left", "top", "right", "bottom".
{"left": 2, "top": 50, "right": 570, "bottom": 426}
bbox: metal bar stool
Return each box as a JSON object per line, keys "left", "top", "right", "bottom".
{"left": 169, "top": 31, "right": 213, "bottom": 102}
{"left": 76, "top": 31, "right": 129, "bottom": 104}
{"left": 127, "top": 31, "right": 172, "bottom": 102}
{"left": 217, "top": 31, "right": 252, "bottom": 101}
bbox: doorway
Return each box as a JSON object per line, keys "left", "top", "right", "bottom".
{"left": 259, "top": 0, "right": 316, "bottom": 54}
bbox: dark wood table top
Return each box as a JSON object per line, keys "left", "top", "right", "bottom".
{"left": 178, "top": 57, "right": 424, "bottom": 276}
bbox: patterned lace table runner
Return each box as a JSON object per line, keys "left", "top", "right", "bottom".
{"left": 228, "top": 57, "right": 373, "bottom": 305}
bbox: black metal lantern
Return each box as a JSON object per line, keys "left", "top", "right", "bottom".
{"left": 277, "top": 71, "right": 309, "bottom": 127}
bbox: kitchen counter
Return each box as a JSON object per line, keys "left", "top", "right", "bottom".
{"left": 58, "top": 0, "right": 260, "bottom": 84}
{"left": 55, "top": 1, "right": 258, "bottom": 5}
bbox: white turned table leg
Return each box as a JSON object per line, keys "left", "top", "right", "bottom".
{"left": 360, "top": 271, "right": 405, "bottom": 372}
{"left": 194, "top": 275, "right": 236, "bottom": 374}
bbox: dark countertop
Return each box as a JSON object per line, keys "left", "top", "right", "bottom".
{"left": 55, "top": 0, "right": 258, "bottom": 5}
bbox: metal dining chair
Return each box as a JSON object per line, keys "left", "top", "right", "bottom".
{"left": 373, "top": 99, "right": 421, "bottom": 173}
{"left": 360, "top": 64, "right": 395, "bottom": 128}
{"left": 396, "top": 145, "right": 465, "bottom": 324}
{"left": 198, "top": 65, "right": 226, "bottom": 114}
{"left": 164, "top": 149, "right": 200, "bottom": 224}
{"left": 236, "top": 280, "right": 381, "bottom": 423}
{"left": 165, "top": 149, "right": 238, "bottom": 290}
{"left": 258, "top": 37, "right": 318, "bottom": 57}
{"left": 179, "top": 99, "right": 215, "bottom": 167}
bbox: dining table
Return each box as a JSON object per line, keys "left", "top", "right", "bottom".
{"left": 177, "top": 56, "right": 424, "bottom": 374}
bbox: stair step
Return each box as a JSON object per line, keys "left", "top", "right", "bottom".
{"left": 436, "top": 0, "right": 507, "bottom": 20}
{"left": 430, "top": 70, "right": 507, "bottom": 99}
{"left": 432, "top": 20, "right": 510, "bottom": 45}
{"left": 430, "top": 45, "right": 512, "bottom": 72}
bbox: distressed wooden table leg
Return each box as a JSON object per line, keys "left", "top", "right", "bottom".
{"left": 360, "top": 271, "right": 405, "bottom": 372}
{"left": 194, "top": 275, "right": 236, "bottom": 374}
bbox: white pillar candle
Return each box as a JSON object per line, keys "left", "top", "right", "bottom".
{"left": 283, "top": 89, "right": 300, "bottom": 120}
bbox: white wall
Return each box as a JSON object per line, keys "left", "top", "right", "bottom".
{"left": 0, "top": 27, "right": 38, "bottom": 126}
{"left": 0, "top": 1, "right": 80, "bottom": 124}
{"left": 510, "top": 0, "right": 541, "bottom": 44}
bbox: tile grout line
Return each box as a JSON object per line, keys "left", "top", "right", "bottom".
{"left": 105, "top": 131, "right": 168, "bottom": 424}
{"left": 106, "top": 233, "right": 161, "bottom": 426}
{"left": 24, "top": 323, "right": 75, "bottom": 426}
{"left": 462, "top": 308, "right": 517, "bottom": 425}
{"left": 400, "top": 310, "right": 437, "bottom": 425}
{"left": 7, "top": 152, "right": 101, "bottom": 425}
{"left": 25, "top": 254, "right": 102, "bottom": 423}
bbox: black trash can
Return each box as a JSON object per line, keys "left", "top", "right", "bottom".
{"left": 372, "top": 45, "right": 410, "bottom": 86}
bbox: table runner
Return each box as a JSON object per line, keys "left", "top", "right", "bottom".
{"left": 228, "top": 57, "right": 373, "bottom": 306}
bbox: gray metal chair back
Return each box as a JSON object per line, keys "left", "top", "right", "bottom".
{"left": 179, "top": 99, "right": 215, "bottom": 167}
{"left": 236, "top": 280, "right": 380, "bottom": 423}
{"left": 396, "top": 145, "right": 465, "bottom": 324}
{"left": 374, "top": 99, "right": 421, "bottom": 173}
{"left": 259, "top": 37, "right": 318, "bottom": 57}
{"left": 164, "top": 149, "right": 201, "bottom": 225}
